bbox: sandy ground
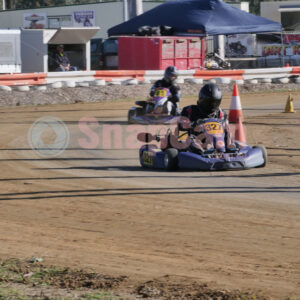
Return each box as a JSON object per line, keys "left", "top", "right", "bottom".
{"left": 0, "top": 90, "right": 299, "bottom": 299}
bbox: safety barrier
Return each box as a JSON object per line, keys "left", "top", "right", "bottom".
{"left": 0, "top": 67, "right": 299, "bottom": 90}
{"left": 291, "top": 66, "right": 300, "bottom": 76}
{"left": 46, "top": 71, "right": 96, "bottom": 84}
{"left": 243, "top": 67, "right": 292, "bottom": 80}
{"left": 194, "top": 69, "right": 244, "bottom": 80}
{"left": 0, "top": 73, "right": 46, "bottom": 86}
{"left": 94, "top": 70, "right": 145, "bottom": 81}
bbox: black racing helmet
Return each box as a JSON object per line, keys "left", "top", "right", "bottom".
{"left": 197, "top": 83, "right": 222, "bottom": 114}
{"left": 164, "top": 66, "right": 178, "bottom": 84}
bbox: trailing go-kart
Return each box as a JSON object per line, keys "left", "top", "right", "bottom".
{"left": 128, "top": 87, "right": 180, "bottom": 124}
{"left": 137, "top": 118, "right": 267, "bottom": 171}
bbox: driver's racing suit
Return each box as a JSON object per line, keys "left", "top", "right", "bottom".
{"left": 180, "top": 105, "right": 235, "bottom": 150}
{"left": 150, "top": 79, "right": 181, "bottom": 114}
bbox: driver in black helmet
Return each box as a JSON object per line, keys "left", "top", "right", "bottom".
{"left": 150, "top": 66, "right": 181, "bottom": 114}
{"left": 180, "top": 83, "right": 235, "bottom": 149}
{"left": 181, "top": 83, "right": 226, "bottom": 123}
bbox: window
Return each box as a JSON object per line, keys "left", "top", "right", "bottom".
{"left": 281, "top": 12, "right": 300, "bottom": 31}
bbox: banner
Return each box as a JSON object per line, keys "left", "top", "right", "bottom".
{"left": 257, "top": 44, "right": 300, "bottom": 56}
{"left": 226, "top": 34, "right": 255, "bottom": 57}
{"left": 73, "top": 11, "right": 95, "bottom": 27}
{"left": 284, "top": 34, "right": 300, "bottom": 44}
{"left": 23, "top": 13, "right": 47, "bottom": 29}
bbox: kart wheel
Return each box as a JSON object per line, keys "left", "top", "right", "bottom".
{"left": 254, "top": 145, "right": 268, "bottom": 167}
{"left": 135, "top": 107, "right": 144, "bottom": 116}
{"left": 164, "top": 148, "right": 178, "bottom": 170}
{"left": 128, "top": 109, "right": 136, "bottom": 124}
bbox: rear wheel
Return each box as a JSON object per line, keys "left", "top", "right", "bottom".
{"left": 128, "top": 107, "right": 143, "bottom": 123}
{"left": 254, "top": 145, "right": 268, "bottom": 167}
{"left": 164, "top": 148, "right": 178, "bottom": 170}
{"left": 128, "top": 109, "right": 136, "bottom": 124}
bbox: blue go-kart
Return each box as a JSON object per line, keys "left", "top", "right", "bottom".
{"left": 137, "top": 118, "right": 267, "bottom": 171}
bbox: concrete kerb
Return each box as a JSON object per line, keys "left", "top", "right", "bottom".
{"left": 215, "top": 77, "right": 231, "bottom": 84}
{"left": 185, "top": 78, "right": 203, "bottom": 84}
{"left": 245, "top": 79, "right": 258, "bottom": 84}
{"left": 139, "top": 79, "right": 151, "bottom": 85}
{"left": 108, "top": 81, "right": 122, "bottom": 85}
{"left": 122, "top": 79, "right": 139, "bottom": 85}
{"left": 33, "top": 85, "right": 47, "bottom": 91}
{"left": 260, "top": 78, "right": 272, "bottom": 84}
{"left": 91, "top": 79, "right": 106, "bottom": 86}
{"left": 63, "top": 81, "right": 77, "bottom": 88}
{"left": 234, "top": 79, "right": 244, "bottom": 85}
{"left": 294, "top": 77, "right": 300, "bottom": 84}
{"left": 0, "top": 85, "right": 12, "bottom": 92}
{"left": 272, "top": 77, "right": 290, "bottom": 84}
{"left": 50, "top": 81, "right": 63, "bottom": 89}
{"left": 14, "top": 85, "right": 30, "bottom": 92}
{"left": 77, "top": 82, "right": 90, "bottom": 87}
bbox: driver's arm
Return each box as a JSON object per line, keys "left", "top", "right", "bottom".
{"left": 169, "top": 85, "right": 181, "bottom": 102}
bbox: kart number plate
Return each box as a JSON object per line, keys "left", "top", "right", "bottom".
{"left": 204, "top": 122, "right": 223, "bottom": 135}
{"left": 142, "top": 151, "right": 153, "bottom": 165}
{"left": 154, "top": 89, "right": 167, "bottom": 98}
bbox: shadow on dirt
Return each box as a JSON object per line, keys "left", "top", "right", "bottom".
{"left": 0, "top": 185, "right": 299, "bottom": 201}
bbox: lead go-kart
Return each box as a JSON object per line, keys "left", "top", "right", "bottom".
{"left": 128, "top": 87, "right": 180, "bottom": 124}
{"left": 137, "top": 118, "right": 267, "bottom": 171}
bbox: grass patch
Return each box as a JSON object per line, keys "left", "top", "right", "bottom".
{"left": 0, "top": 258, "right": 126, "bottom": 290}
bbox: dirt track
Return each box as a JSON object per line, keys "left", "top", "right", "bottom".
{"left": 0, "top": 90, "right": 299, "bottom": 299}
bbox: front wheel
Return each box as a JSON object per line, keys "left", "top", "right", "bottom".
{"left": 253, "top": 145, "right": 268, "bottom": 167}
{"left": 164, "top": 148, "right": 178, "bottom": 170}
{"left": 128, "top": 109, "right": 136, "bottom": 124}
{"left": 128, "top": 107, "right": 143, "bottom": 124}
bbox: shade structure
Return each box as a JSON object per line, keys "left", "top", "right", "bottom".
{"left": 108, "top": 0, "right": 282, "bottom": 36}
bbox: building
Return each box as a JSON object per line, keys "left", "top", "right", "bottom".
{"left": 261, "top": 1, "right": 300, "bottom": 31}
{"left": 0, "top": 1, "right": 161, "bottom": 39}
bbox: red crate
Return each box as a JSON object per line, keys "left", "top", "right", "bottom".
{"left": 118, "top": 36, "right": 205, "bottom": 70}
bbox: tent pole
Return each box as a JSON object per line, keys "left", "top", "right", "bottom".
{"left": 280, "top": 31, "right": 284, "bottom": 67}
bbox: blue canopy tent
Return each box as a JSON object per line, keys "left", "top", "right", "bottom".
{"left": 108, "top": 0, "right": 282, "bottom": 36}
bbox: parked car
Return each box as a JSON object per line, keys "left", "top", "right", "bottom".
{"left": 91, "top": 38, "right": 103, "bottom": 70}
{"left": 90, "top": 37, "right": 118, "bottom": 70}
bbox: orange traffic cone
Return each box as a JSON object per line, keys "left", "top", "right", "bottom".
{"left": 234, "top": 117, "right": 247, "bottom": 143}
{"left": 229, "top": 84, "right": 244, "bottom": 123}
{"left": 284, "top": 93, "right": 295, "bottom": 113}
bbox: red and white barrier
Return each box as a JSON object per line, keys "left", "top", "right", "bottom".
{"left": 0, "top": 66, "right": 299, "bottom": 90}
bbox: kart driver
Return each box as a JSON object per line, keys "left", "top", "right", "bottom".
{"left": 180, "top": 83, "right": 235, "bottom": 149}
{"left": 150, "top": 66, "right": 181, "bottom": 114}
{"left": 181, "top": 83, "right": 225, "bottom": 122}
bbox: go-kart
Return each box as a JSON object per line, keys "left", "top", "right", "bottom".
{"left": 128, "top": 87, "right": 180, "bottom": 125}
{"left": 137, "top": 118, "right": 267, "bottom": 171}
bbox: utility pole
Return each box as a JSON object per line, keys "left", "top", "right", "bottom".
{"left": 123, "top": 0, "right": 128, "bottom": 21}
{"left": 128, "top": 0, "right": 143, "bottom": 20}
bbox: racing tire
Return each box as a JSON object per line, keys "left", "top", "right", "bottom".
{"left": 253, "top": 145, "right": 268, "bottom": 167}
{"left": 164, "top": 148, "right": 178, "bottom": 170}
{"left": 128, "top": 108, "right": 143, "bottom": 124}
{"left": 128, "top": 109, "right": 136, "bottom": 124}
{"left": 135, "top": 101, "right": 147, "bottom": 107}
{"left": 135, "top": 107, "right": 144, "bottom": 116}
